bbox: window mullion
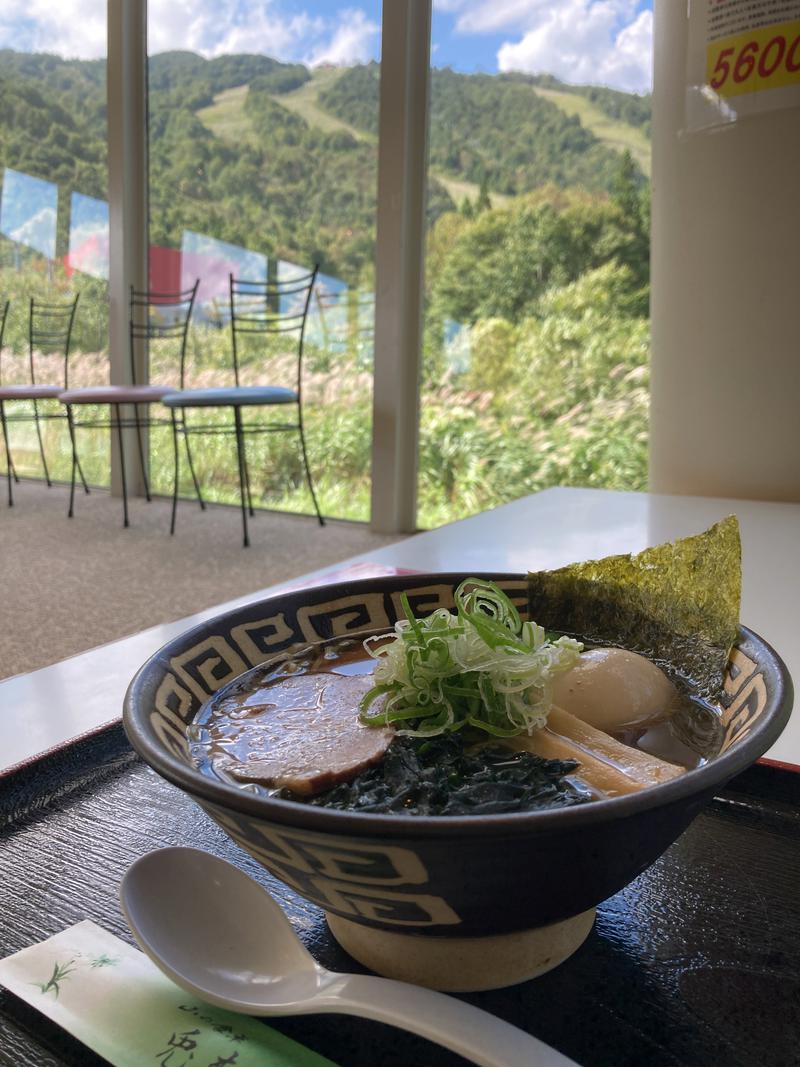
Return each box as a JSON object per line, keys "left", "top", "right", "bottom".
{"left": 107, "top": 0, "right": 148, "bottom": 497}
{"left": 370, "top": 0, "right": 432, "bottom": 534}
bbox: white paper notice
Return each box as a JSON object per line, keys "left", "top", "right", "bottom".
{"left": 685, "top": 0, "right": 800, "bottom": 131}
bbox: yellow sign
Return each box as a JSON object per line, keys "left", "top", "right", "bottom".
{"left": 706, "top": 18, "right": 800, "bottom": 98}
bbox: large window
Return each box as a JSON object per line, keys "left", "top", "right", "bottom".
{"left": 146, "top": 7, "right": 381, "bottom": 521}
{"left": 1, "top": 1, "right": 654, "bottom": 532}
{"left": 0, "top": 7, "right": 109, "bottom": 485}
{"left": 417, "top": 10, "right": 653, "bottom": 528}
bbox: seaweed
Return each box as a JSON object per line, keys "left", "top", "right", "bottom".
{"left": 527, "top": 515, "right": 741, "bottom": 701}
{"left": 295, "top": 734, "right": 592, "bottom": 815}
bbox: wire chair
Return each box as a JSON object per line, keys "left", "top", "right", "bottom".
{"left": 162, "top": 265, "right": 324, "bottom": 547}
{"left": 0, "top": 294, "right": 88, "bottom": 508}
{"left": 314, "top": 286, "right": 374, "bottom": 365}
{"left": 59, "top": 281, "right": 202, "bottom": 527}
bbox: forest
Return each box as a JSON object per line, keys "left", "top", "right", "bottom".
{"left": 0, "top": 47, "right": 651, "bottom": 527}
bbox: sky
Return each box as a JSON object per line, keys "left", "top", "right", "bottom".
{"left": 0, "top": 0, "right": 654, "bottom": 94}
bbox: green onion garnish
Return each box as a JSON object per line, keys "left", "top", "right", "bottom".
{"left": 359, "top": 578, "right": 583, "bottom": 738}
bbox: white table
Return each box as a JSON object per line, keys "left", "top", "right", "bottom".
{"left": 1, "top": 487, "right": 797, "bottom": 774}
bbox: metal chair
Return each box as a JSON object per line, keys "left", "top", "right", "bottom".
{"left": 60, "top": 281, "right": 203, "bottom": 527}
{"left": 0, "top": 294, "right": 88, "bottom": 508}
{"left": 163, "top": 266, "right": 324, "bottom": 547}
{"left": 315, "top": 285, "right": 375, "bottom": 367}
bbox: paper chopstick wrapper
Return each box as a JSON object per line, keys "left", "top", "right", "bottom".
{"left": 0, "top": 920, "right": 336, "bottom": 1066}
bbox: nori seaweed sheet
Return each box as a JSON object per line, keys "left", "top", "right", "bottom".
{"left": 527, "top": 516, "right": 741, "bottom": 701}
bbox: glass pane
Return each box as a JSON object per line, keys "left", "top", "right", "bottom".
{"left": 0, "top": 13, "right": 110, "bottom": 486}
{"left": 146, "top": 4, "right": 381, "bottom": 522}
{"left": 418, "top": 7, "right": 653, "bottom": 528}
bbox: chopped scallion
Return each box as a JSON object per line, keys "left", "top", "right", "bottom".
{"left": 359, "top": 578, "right": 582, "bottom": 738}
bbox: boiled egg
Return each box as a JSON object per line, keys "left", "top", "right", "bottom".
{"left": 552, "top": 647, "right": 678, "bottom": 732}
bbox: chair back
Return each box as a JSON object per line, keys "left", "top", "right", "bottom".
{"left": 0, "top": 299, "right": 9, "bottom": 386}
{"left": 129, "top": 281, "right": 199, "bottom": 389}
{"left": 314, "top": 285, "right": 374, "bottom": 366}
{"left": 228, "top": 266, "right": 319, "bottom": 393}
{"left": 28, "top": 294, "right": 80, "bottom": 389}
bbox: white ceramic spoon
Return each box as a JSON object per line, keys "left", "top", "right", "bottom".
{"left": 120, "top": 847, "right": 579, "bottom": 1067}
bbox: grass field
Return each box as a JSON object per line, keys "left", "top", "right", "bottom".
{"left": 196, "top": 85, "right": 254, "bottom": 144}
{"left": 278, "top": 70, "right": 510, "bottom": 207}
{"left": 277, "top": 68, "right": 375, "bottom": 140}
{"left": 531, "top": 86, "right": 651, "bottom": 177}
{"left": 197, "top": 70, "right": 506, "bottom": 210}
{"left": 196, "top": 74, "right": 650, "bottom": 207}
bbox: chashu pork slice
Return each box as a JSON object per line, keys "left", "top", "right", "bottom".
{"left": 219, "top": 671, "right": 393, "bottom": 796}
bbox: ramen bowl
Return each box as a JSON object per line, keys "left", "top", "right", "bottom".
{"left": 123, "top": 573, "right": 792, "bottom": 991}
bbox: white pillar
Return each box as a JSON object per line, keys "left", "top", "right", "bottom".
{"left": 650, "top": 1, "right": 800, "bottom": 503}
{"left": 370, "top": 0, "right": 431, "bottom": 533}
{"left": 107, "top": 0, "right": 148, "bottom": 497}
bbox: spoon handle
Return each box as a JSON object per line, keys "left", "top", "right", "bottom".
{"left": 317, "top": 973, "right": 579, "bottom": 1067}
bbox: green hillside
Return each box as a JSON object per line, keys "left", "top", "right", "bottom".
{"left": 0, "top": 48, "right": 653, "bottom": 526}
{"left": 531, "top": 86, "right": 650, "bottom": 177}
{"left": 517, "top": 73, "right": 651, "bottom": 132}
{"left": 0, "top": 50, "right": 106, "bottom": 198}
{"left": 199, "top": 68, "right": 509, "bottom": 210}
{"left": 318, "top": 63, "right": 648, "bottom": 198}
{"left": 277, "top": 67, "right": 372, "bottom": 139}
{"left": 150, "top": 80, "right": 386, "bottom": 282}
{"left": 195, "top": 85, "right": 254, "bottom": 145}
{"left": 280, "top": 68, "right": 512, "bottom": 208}
{"left": 0, "top": 49, "right": 651, "bottom": 280}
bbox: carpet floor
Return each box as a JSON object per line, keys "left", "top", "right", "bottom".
{"left": 0, "top": 480, "right": 401, "bottom": 679}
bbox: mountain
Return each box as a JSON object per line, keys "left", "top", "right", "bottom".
{"left": 517, "top": 73, "right": 651, "bottom": 134}
{"left": 0, "top": 49, "right": 651, "bottom": 284}
{"left": 0, "top": 49, "right": 653, "bottom": 524}
{"left": 318, "top": 63, "right": 650, "bottom": 197}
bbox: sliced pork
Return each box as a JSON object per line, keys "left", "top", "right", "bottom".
{"left": 211, "top": 671, "right": 394, "bottom": 796}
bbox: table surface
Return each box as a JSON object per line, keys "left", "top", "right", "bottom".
{"left": 1, "top": 487, "right": 799, "bottom": 1067}
{"left": 1, "top": 486, "right": 797, "bottom": 774}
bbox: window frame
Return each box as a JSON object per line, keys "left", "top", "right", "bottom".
{"left": 106, "top": 0, "right": 430, "bottom": 533}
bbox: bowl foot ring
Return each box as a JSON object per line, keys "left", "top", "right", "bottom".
{"left": 326, "top": 907, "right": 596, "bottom": 992}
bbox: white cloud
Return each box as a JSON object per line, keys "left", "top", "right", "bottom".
{"left": 0, "top": 0, "right": 106, "bottom": 59}
{"left": 305, "top": 9, "right": 379, "bottom": 67}
{"left": 497, "top": 1, "right": 651, "bottom": 93}
{"left": 610, "top": 10, "right": 653, "bottom": 88}
{"left": 451, "top": 0, "right": 553, "bottom": 36}
{"left": 9, "top": 206, "right": 57, "bottom": 258}
{"left": 0, "top": 1, "right": 378, "bottom": 67}
{"left": 442, "top": 0, "right": 652, "bottom": 93}
{"left": 0, "top": 0, "right": 651, "bottom": 91}
{"left": 147, "top": 1, "right": 324, "bottom": 62}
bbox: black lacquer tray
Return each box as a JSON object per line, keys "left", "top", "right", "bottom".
{"left": 1, "top": 731, "right": 799, "bottom": 1067}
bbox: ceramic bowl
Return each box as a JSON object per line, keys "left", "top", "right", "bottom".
{"left": 123, "top": 573, "right": 792, "bottom": 991}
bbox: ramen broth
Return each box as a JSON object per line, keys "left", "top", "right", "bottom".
{"left": 188, "top": 634, "right": 721, "bottom": 813}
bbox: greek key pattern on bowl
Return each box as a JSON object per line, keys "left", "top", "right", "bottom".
{"left": 148, "top": 579, "right": 529, "bottom": 761}
{"left": 143, "top": 577, "right": 765, "bottom": 771}
{"left": 720, "top": 648, "right": 768, "bottom": 753}
{"left": 201, "top": 799, "right": 463, "bottom": 927}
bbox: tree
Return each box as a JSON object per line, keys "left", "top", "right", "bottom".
{"left": 476, "top": 178, "right": 492, "bottom": 214}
